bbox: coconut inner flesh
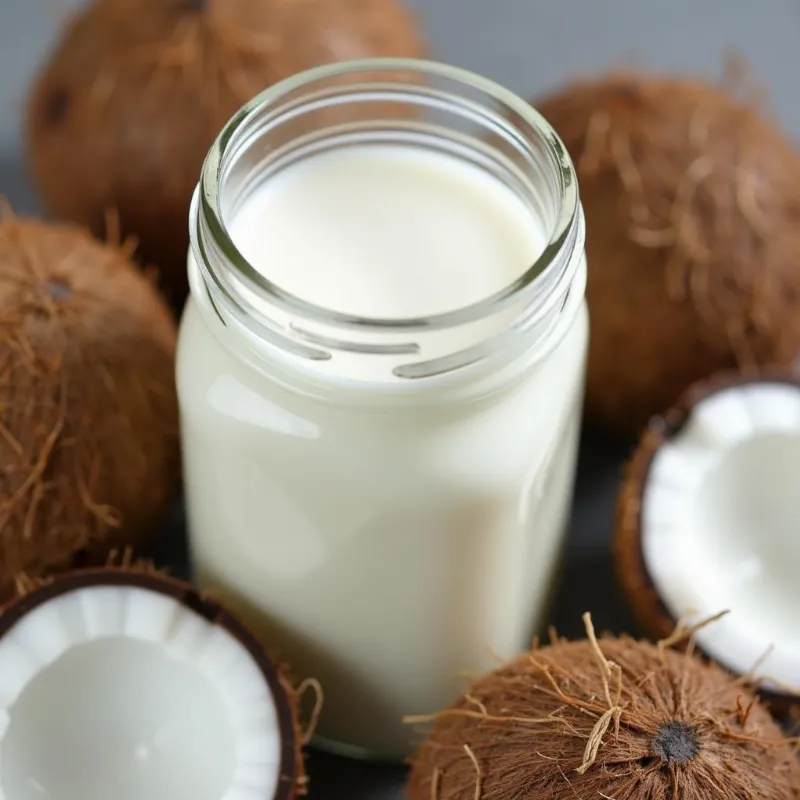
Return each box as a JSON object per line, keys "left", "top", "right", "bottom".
{"left": 0, "top": 585, "right": 283, "bottom": 800}
{"left": 642, "top": 381, "right": 800, "bottom": 690}
{"left": 3, "top": 638, "right": 234, "bottom": 800}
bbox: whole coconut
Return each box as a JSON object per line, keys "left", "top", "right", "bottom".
{"left": 408, "top": 625, "right": 800, "bottom": 800}
{"left": 0, "top": 214, "right": 179, "bottom": 598}
{"left": 26, "top": 0, "right": 426, "bottom": 304}
{"left": 535, "top": 74, "right": 800, "bottom": 437}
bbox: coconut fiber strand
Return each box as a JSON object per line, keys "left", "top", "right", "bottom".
{"left": 408, "top": 635, "right": 800, "bottom": 800}
{"left": 536, "top": 74, "right": 800, "bottom": 437}
{"left": 0, "top": 214, "right": 180, "bottom": 598}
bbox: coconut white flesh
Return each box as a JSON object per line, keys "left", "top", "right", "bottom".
{"left": 0, "top": 585, "right": 283, "bottom": 800}
{"left": 642, "top": 381, "right": 800, "bottom": 691}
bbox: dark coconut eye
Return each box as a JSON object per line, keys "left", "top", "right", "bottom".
{"left": 652, "top": 722, "right": 699, "bottom": 765}
{"left": 44, "top": 87, "right": 70, "bottom": 127}
{"left": 44, "top": 278, "right": 72, "bottom": 302}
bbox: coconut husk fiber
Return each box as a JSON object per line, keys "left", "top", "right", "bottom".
{"left": 25, "top": 0, "right": 426, "bottom": 306}
{"left": 535, "top": 73, "right": 800, "bottom": 438}
{"left": 0, "top": 212, "right": 180, "bottom": 599}
{"left": 407, "top": 621, "right": 800, "bottom": 800}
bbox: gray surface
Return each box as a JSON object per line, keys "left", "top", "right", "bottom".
{"left": 0, "top": 1, "right": 795, "bottom": 798}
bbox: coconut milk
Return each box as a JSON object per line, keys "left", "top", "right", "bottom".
{"left": 229, "top": 145, "right": 542, "bottom": 321}
{"left": 178, "top": 142, "right": 588, "bottom": 757}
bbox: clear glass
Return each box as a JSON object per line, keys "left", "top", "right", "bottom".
{"left": 178, "top": 59, "right": 588, "bottom": 760}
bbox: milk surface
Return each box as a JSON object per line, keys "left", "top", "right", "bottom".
{"left": 228, "top": 144, "right": 543, "bottom": 319}
{"left": 178, "top": 142, "right": 588, "bottom": 756}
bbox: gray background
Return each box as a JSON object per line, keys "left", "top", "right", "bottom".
{"left": 4, "top": 1, "right": 800, "bottom": 153}
{"left": 4, "top": 1, "right": 800, "bottom": 148}
{"left": 0, "top": 1, "right": 796, "bottom": 798}
{"left": 3, "top": 1, "right": 800, "bottom": 207}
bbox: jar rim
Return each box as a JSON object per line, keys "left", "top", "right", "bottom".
{"left": 196, "top": 57, "right": 579, "bottom": 333}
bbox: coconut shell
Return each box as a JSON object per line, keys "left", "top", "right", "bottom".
{"left": 25, "top": 0, "right": 426, "bottom": 305}
{"left": 0, "top": 215, "right": 179, "bottom": 599}
{"left": 408, "top": 632, "right": 800, "bottom": 800}
{"left": 535, "top": 73, "right": 800, "bottom": 438}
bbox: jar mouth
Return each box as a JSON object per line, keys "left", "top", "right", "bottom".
{"left": 195, "top": 58, "right": 579, "bottom": 334}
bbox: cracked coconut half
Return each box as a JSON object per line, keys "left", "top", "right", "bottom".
{"left": 616, "top": 370, "right": 800, "bottom": 703}
{"left": 0, "top": 568, "right": 304, "bottom": 800}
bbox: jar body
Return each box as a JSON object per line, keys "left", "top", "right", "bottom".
{"left": 177, "top": 259, "right": 588, "bottom": 757}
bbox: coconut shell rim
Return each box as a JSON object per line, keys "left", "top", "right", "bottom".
{"left": 0, "top": 567, "right": 303, "bottom": 799}
{"left": 614, "top": 366, "right": 800, "bottom": 711}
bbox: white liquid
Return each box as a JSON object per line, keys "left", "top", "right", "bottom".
{"left": 229, "top": 145, "right": 541, "bottom": 319}
{"left": 178, "top": 144, "right": 588, "bottom": 756}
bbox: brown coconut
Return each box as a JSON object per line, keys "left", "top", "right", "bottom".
{"left": 25, "top": 0, "right": 426, "bottom": 305}
{"left": 407, "top": 623, "right": 800, "bottom": 800}
{"left": 0, "top": 213, "right": 179, "bottom": 599}
{"left": 535, "top": 73, "right": 800, "bottom": 438}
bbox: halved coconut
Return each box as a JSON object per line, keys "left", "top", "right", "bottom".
{"left": 0, "top": 568, "right": 302, "bottom": 800}
{"left": 616, "top": 370, "right": 800, "bottom": 701}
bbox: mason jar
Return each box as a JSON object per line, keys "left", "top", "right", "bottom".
{"left": 177, "top": 58, "right": 587, "bottom": 760}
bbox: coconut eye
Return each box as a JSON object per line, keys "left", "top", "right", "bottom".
{"left": 43, "top": 278, "right": 72, "bottom": 301}
{"left": 43, "top": 87, "right": 69, "bottom": 128}
{"left": 651, "top": 722, "right": 699, "bottom": 765}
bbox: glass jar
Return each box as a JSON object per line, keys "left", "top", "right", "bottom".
{"left": 177, "top": 59, "right": 587, "bottom": 760}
